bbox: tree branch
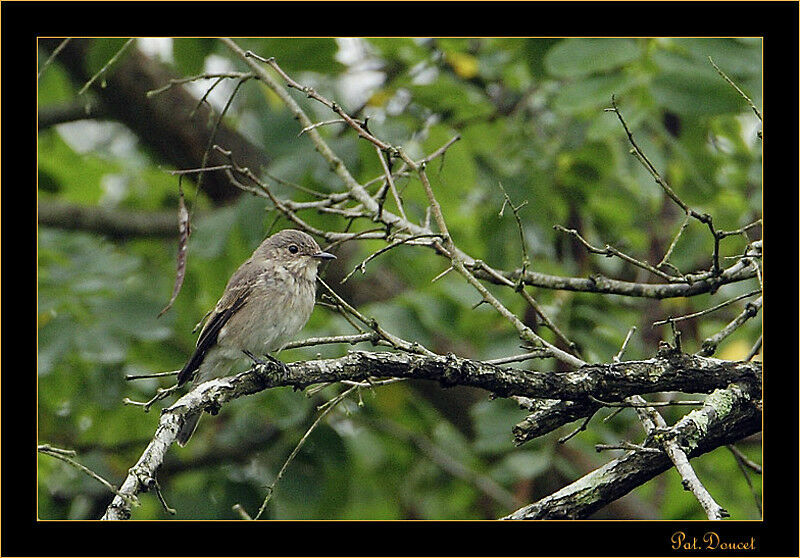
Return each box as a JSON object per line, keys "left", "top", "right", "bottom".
{"left": 503, "top": 382, "right": 761, "bottom": 519}
{"left": 477, "top": 255, "right": 758, "bottom": 299}
{"left": 101, "top": 349, "right": 760, "bottom": 519}
{"left": 38, "top": 101, "right": 110, "bottom": 129}
{"left": 38, "top": 38, "right": 270, "bottom": 204}
{"left": 38, "top": 199, "right": 194, "bottom": 239}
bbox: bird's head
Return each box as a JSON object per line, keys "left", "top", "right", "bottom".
{"left": 257, "top": 229, "right": 336, "bottom": 280}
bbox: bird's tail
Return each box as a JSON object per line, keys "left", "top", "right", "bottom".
{"left": 175, "top": 352, "right": 233, "bottom": 446}
{"left": 176, "top": 410, "right": 202, "bottom": 447}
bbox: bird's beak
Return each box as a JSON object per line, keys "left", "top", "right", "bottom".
{"left": 312, "top": 250, "right": 336, "bottom": 260}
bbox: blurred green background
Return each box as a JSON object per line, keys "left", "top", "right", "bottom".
{"left": 37, "top": 37, "right": 762, "bottom": 520}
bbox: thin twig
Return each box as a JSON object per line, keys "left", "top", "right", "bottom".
{"left": 606, "top": 96, "right": 702, "bottom": 220}
{"left": 193, "top": 76, "right": 253, "bottom": 198}
{"left": 340, "top": 233, "right": 443, "bottom": 284}
{"left": 123, "top": 384, "right": 180, "bottom": 412}
{"left": 232, "top": 503, "right": 253, "bottom": 520}
{"left": 588, "top": 395, "right": 703, "bottom": 408}
{"left": 78, "top": 38, "right": 135, "bottom": 96}
{"left": 653, "top": 289, "right": 761, "bottom": 326}
{"left": 252, "top": 384, "right": 358, "bottom": 519}
{"left": 38, "top": 38, "right": 72, "bottom": 80}
{"left": 299, "top": 118, "right": 362, "bottom": 136}
{"left": 657, "top": 212, "right": 691, "bottom": 270}
{"left": 467, "top": 259, "right": 582, "bottom": 359}
{"left": 726, "top": 444, "right": 762, "bottom": 475}
{"left": 595, "top": 441, "right": 663, "bottom": 454}
{"left": 717, "top": 219, "right": 762, "bottom": 240}
{"left": 558, "top": 414, "right": 594, "bottom": 444}
{"left": 189, "top": 75, "right": 225, "bottom": 118}
{"left": 613, "top": 326, "right": 637, "bottom": 363}
{"left": 745, "top": 335, "right": 762, "bottom": 362}
{"left": 430, "top": 265, "right": 454, "bottom": 283}
{"left": 167, "top": 164, "right": 233, "bottom": 176}
{"left": 606, "top": 95, "right": 721, "bottom": 274}
{"left": 708, "top": 57, "right": 762, "bottom": 121}
{"left": 38, "top": 445, "right": 139, "bottom": 508}
{"left": 279, "top": 332, "right": 383, "bottom": 351}
{"left": 497, "top": 181, "right": 530, "bottom": 275}
{"left": 375, "top": 144, "right": 407, "bottom": 221}
{"left": 698, "top": 297, "right": 762, "bottom": 357}
{"left": 317, "top": 277, "right": 435, "bottom": 356}
{"left": 484, "top": 349, "right": 552, "bottom": 365}
{"left": 555, "top": 225, "right": 679, "bottom": 282}
{"left": 125, "top": 370, "right": 179, "bottom": 381}
{"left": 146, "top": 72, "right": 253, "bottom": 97}
{"left": 728, "top": 446, "right": 762, "bottom": 517}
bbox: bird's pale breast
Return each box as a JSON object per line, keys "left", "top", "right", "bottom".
{"left": 216, "top": 266, "right": 316, "bottom": 355}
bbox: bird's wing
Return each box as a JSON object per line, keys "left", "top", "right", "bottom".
{"left": 176, "top": 292, "right": 249, "bottom": 386}
{"left": 176, "top": 262, "right": 259, "bottom": 386}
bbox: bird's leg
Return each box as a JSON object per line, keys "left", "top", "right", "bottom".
{"left": 243, "top": 350, "right": 291, "bottom": 378}
{"left": 242, "top": 349, "right": 268, "bottom": 366}
{"left": 264, "top": 352, "right": 292, "bottom": 378}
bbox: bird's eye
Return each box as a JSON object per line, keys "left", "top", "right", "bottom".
{"left": 288, "top": 244, "right": 299, "bottom": 254}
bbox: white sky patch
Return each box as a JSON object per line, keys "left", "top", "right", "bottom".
{"left": 136, "top": 38, "right": 174, "bottom": 64}
{"left": 182, "top": 54, "right": 242, "bottom": 113}
{"left": 335, "top": 38, "right": 385, "bottom": 108}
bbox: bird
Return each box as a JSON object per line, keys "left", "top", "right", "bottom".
{"left": 175, "top": 229, "right": 335, "bottom": 446}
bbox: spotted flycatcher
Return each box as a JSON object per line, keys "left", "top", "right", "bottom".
{"left": 175, "top": 229, "right": 335, "bottom": 446}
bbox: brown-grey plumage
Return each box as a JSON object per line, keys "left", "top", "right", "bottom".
{"left": 176, "top": 229, "right": 335, "bottom": 446}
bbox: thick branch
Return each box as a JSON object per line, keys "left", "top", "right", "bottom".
{"left": 258, "top": 349, "right": 761, "bottom": 402}
{"left": 38, "top": 199, "right": 192, "bottom": 239}
{"left": 513, "top": 399, "right": 600, "bottom": 445}
{"left": 38, "top": 101, "right": 110, "bottom": 129}
{"left": 38, "top": 38, "right": 269, "bottom": 204}
{"left": 479, "top": 257, "right": 758, "bottom": 299}
{"left": 102, "top": 349, "right": 760, "bottom": 519}
{"left": 503, "top": 382, "right": 761, "bottom": 519}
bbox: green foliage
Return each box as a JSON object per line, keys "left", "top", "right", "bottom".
{"left": 233, "top": 38, "right": 343, "bottom": 74}
{"left": 172, "top": 38, "right": 216, "bottom": 75}
{"left": 38, "top": 38, "right": 761, "bottom": 520}
{"left": 544, "top": 38, "right": 643, "bottom": 78}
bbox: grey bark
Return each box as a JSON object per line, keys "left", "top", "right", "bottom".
{"left": 101, "top": 348, "right": 761, "bottom": 520}
{"left": 503, "top": 382, "right": 761, "bottom": 519}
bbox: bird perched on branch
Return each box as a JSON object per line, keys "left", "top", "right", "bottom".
{"left": 175, "top": 229, "right": 335, "bottom": 446}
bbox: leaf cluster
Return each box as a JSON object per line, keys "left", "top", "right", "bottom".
{"left": 37, "top": 37, "right": 761, "bottom": 520}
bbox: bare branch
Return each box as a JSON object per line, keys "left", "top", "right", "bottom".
{"left": 78, "top": 38, "right": 134, "bottom": 96}
{"left": 708, "top": 56, "right": 762, "bottom": 121}
{"left": 504, "top": 382, "right": 760, "bottom": 519}
{"left": 102, "top": 349, "right": 760, "bottom": 519}
{"left": 698, "top": 297, "right": 762, "bottom": 356}
{"left": 653, "top": 289, "right": 761, "bottom": 326}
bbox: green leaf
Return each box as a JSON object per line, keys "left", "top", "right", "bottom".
{"left": 85, "top": 38, "right": 134, "bottom": 78}
{"left": 37, "top": 131, "right": 119, "bottom": 204}
{"left": 545, "top": 38, "right": 641, "bottom": 78}
{"left": 172, "top": 38, "right": 216, "bottom": 75}
{"left": 652, "top": 71, "right": 744, "bottom": 116}
{"left": 236, "top": 38, "right": 343, "bottom": 73}
{"left": 523, "top": 38, "right": 561, "bottom": 77}
{"left": 552, "top": 73, "right": 634, "bottom": 114}
{"left": 37, "top": 57, "right": 76, "bottom": 104}
{"left": 678, "top": 38, "right": 761, "bottom": 78}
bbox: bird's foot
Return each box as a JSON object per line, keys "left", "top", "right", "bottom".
{"left": 243, "top": 350, "right": 290, "bottom": 378}
{"left": 243, "top": 349, "right": 268, "bottom": 366}
{"left": 205, "top": 400, "right": 222, "bottom": 416}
